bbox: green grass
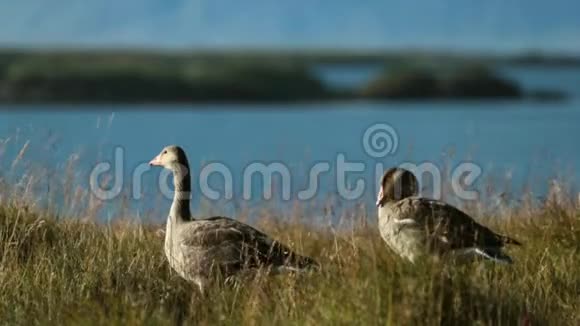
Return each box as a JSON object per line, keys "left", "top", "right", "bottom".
{"left": 1, "top": 200, "right": 579, "bottom": 325}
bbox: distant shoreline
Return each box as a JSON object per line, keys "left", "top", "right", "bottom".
{"left": 0, "top": 49, "right": 571, "bottom": 104}
{"left": 2, "top": 47, "right": 579, "bottom": 65}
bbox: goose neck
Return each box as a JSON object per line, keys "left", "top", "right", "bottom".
{"left": 169, "top": 164, "right": 191, "bottom": 223}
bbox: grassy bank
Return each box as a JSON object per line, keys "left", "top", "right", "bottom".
{"left": 1, "top": 198, "right": 579, "bottom": 325}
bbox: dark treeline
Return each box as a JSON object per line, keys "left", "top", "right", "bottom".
{"left": 0, "top": 51, "right": 330, "bottom": 103}
{"left": 0, "top": 49, "right": 573, "bottom": 103}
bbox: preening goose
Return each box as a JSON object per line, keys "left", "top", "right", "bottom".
{"left": 149, "top": 145, "right": 318, "bottom": 292}
{"left": 377, "top": 167, "right": 521, "bottom": 264}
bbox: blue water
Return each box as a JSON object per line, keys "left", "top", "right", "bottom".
{"left": 0, "top": 65, "right": 579, "bottom": 221}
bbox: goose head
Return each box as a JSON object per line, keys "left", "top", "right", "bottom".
{"left": 376, "top": 167, "right": 418, "bottom": 207}
{"left": 149, "top": 145, "right": 189, "bottom": 172}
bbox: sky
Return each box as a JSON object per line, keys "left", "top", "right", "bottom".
{"left": 1, "top": 0, "right": 579, "bottom": 53}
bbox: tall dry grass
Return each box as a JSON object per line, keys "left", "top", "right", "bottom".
{"left": 0, "top": 138, "right": 579, "bottom": 325}
{"left": 1, "top": 191, "right": 579, "bottom": 325}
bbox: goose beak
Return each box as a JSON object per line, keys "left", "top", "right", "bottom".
{"left": 149, "top": 154, "right": 162, "bottom": 166}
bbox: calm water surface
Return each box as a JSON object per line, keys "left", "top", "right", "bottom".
{"left": 0, "top": 66, "right": 579, "bottom": 221}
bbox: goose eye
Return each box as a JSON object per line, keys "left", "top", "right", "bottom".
{"left": 163, "top": 150, "right": 167, "bottom": 154}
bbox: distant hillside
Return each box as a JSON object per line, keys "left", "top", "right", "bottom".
{"left": 0, "top": 49, "right": 572, "bottom": 103}
{"left": 361, "top": 65, "right": 523, "bottom": 100}
{"left": 0, "top": 51, "right": 333, "bottom": 103}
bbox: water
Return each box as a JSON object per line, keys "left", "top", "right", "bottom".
{"left": 0, "top": 65, "right": 579, "bottom": 221}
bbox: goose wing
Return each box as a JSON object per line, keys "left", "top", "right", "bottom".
{"left": 392, "top": 197, "right": 520, "bottom": 249}
{"left": 180, "top": 216, "right": 317, "bottom": 271}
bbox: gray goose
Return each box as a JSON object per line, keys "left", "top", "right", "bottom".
{"left": 376, "top": 167, "right": 521, "bottom": 264}
{"left": 149, "top": 145, "right": 318, "bottom": 292}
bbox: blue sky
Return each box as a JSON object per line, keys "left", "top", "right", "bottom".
{"left": 1, "top": 0, "right": 579, "bottom": 52}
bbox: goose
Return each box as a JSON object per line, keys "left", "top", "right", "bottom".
{"left": 376, "top": 167, "right": 521, "bottom": 264}
{"left": 149, "top": 145, "right": 318, "bottom": 293}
